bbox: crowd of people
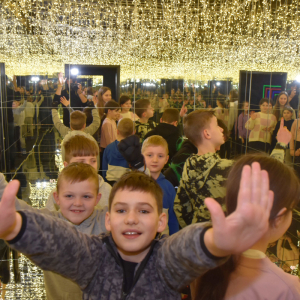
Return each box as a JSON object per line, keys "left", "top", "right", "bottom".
{"left": 1, "top": 74, "right": 300, "bottom": 300}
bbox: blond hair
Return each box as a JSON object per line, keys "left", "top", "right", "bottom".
{"left": 117, "top": 118, "right": 134, "bottom": 138}
{"left": 70, "top": 111, "right": 87, "bottom": 130}
{"left": 57, "top": 162, "right": 99, "bottom": 193}
{"left": 64, "top": 135, "right": 99, "bottom": 163}
{"left": 141, "top": 135, "right": 169, "bottom": 155}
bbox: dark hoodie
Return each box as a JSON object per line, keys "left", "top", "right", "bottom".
{"left": 144, "top": 123, "right": 181, "bottom": 164}
{"left": 102, "top": 140, "right": 130, "bottom": 182}
{"left": 163, "top": 139, "right": 198, "bottom": 187}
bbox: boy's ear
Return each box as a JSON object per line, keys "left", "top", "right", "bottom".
{"left": 157, "top": 212, "right": 167, "bottom": 233}
{"left": 63, "top": 161, "right": 69, "bottom": 167}
{"left": 164, "top": 155, "right": 169, "bottom": 165}
{"left": 53, "top": 191, "right": 60, "bottom": 205}
{"left": 273, "top": 208, "right": 287, "bottom": 228}
{"left": 105, "top": 211, "right": 112, "bottom": 232}
{"left": 82, "top": 124, "right": 86, "bottom": 130}
{"left": 160, "top": 118, "right": 163, "bottom": 123}
{"left": 95, "top": 193, "right": 102, "bottom": 206}
{"left": 171, "top": 121, "right": 178, "bottom": 127}
{"left": 203, "top": 128, "right": 211, "bottom": 140}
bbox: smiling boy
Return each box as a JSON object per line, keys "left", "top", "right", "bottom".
{"left": 0, "top": 165, "right": 276, "bottom": 299}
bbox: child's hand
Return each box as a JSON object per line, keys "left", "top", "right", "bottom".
{"left": 0, "top": 180, "right": 22, "bottom": 241}
{"left": 276, "top": 117, "right": 291, "bottom": 145}
{"left": 58, "top": 72, "right": 66, "bottom": 86}
{"left": 204, "top": 162, "right": 273, "bottom": 257}
{"left": 250, "top": 111, "right": 257, "bottom": 120}
{"left": 180, "top": 103, "right": 187, "bottom": 117}
{"left": 60, "top": 96, "right": 70, "bottom": 107}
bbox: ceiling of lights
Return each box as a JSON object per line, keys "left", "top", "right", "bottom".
{"left": 0, "top": 0, "right": 300, "bottom": 82}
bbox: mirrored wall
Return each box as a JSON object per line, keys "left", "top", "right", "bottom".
{"left": 1, "top": 0, "right": 300, "bottom": 298}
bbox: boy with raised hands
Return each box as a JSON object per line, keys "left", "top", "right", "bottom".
{"left": 0, "top": 162, "right": 274, "bottom": 300}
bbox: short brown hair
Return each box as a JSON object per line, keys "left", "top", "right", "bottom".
{"left": 70, "top": 111, "right": 87, "bottom": 130}
{"left": 108, "top": 171, "right": 163, "bottom": 213}
{"left": 119, "top": 95, "right": 131, "bottom": 106}
{"left": 117, "top": 118, "right": 134, "bottom": 138}
{"left": 64, "top": 135, "right": 99, "bottom": 163}
{"left": 57, "top": 162, "right": 99, "bottom": 194}
{"left": 259, "top": 98, "right": 273, "bottom": 106}
{"left": 134, "top": 99, "right": 150, "bottom": 118}
{"left": 104, "top": 100, "right": 119, "bottom": 114}
{"left": 162, "top": 108, "right": 180, "bottom": 123}
{"left": 183, "top": 110, "right": 215, "bottom": 147}
{"left": 141, "top": 135, "right": 168, "bottom": 155}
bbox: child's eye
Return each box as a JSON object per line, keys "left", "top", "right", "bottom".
{"left": 140, "top": 210, "right": 149, "bottom": 214}
{"left": 116, "top": 209, "right": 125, "bottom": 213}
{"left": 83, "top": 195, "right": 91, "bottom": 199}
{"left": 65, "top": 195, "right": 73, "bottom": 198}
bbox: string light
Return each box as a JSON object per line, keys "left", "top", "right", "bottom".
{"left": 0, "top": 0, "right": 299, "bottom": 82}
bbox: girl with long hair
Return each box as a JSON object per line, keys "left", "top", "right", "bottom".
{"left": 191, "top": 154, "right": 300, "bottom": 300}
{"left": 273, "top": 91, "right": 295, "bottom": 120}
{"left": 97, "top": 86, "right": 112, "bottom": 117}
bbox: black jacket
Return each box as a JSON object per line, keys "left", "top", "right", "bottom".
{"left": 163, "top": 139, "right": 198, "bottom": 187}
{"left": 144, "top": 123, "right": 181, "bottom": 164}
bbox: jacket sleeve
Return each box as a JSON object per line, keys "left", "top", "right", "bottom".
{"left": 85, "top": 109, "right": 101, "bottom": 135}
{"left": 51, "top": 109, "right": 69, "bottom": 137}
{"left": 8, "top": 210, "right": 106, "bottom": 290}
{"left": 156, "top": 223, "right": 228, "bottom": 290}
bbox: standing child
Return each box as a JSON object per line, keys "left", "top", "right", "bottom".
{"left": 237, "top": 101, "right": 250, "bottom": 151}
{"left": 273, "top": 91, "right": 296, "bottom": 121}
{"left": 118, "top": 95, "right": 139, "bottom": 121}
{"left": 12, "top": 100, "right": 27, "bottom": 154}
{"left": 245, "top": 98, "right": 277, "bottom": 153}
{"left": 24, "top": 96, "right": 35, "bottom": 137}
{"left": 192, "top": 154, "right": 300, "bottom": 300}
{"left": 102, "top": 118, "right": 134, "bottom": 185}
{"left": 134, "top": 99, "right": 156, "bottom": 142}
{"left": 142, "top": 135, "right": 179, "bottom": 235}
{"left": 214, "top": 96, "right": 229, "bottom": 130}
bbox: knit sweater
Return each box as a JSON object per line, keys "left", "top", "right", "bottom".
{"left": 245, "top": 112, "right": 277, "bottom": 144}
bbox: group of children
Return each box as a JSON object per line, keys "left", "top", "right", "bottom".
{"left": 1, "top": 83, "right": 300, "bottom": 299}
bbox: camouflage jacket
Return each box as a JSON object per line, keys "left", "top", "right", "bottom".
{"left": 174, "top": 152, "right": 233, "bottom": 228}
{"left": 174, "top": 146, "right": 286, "bottom": 229}
{"left": 8, "top": 210, "right": 227, "bottom": 300}
{"left": 135, "top": 120, "right": 157, "bottom": 143}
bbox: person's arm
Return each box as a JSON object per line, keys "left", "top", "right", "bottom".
{"left": 77, "top": 85, "right": 88, "bottom": 104}
{"left": 0, "top": 180, "right": 105, "bottom": 290}
{"left": 238, "top": 113, "right": 243, "bottom": 138}
{"left": 36, "top": 95, "right": 44, "bottom": 107}
{"left": 55, "top": 72, "right": 66, "bottom": 96}
{"left": 245, "top": 112, "right": 257, "bottom": 130}
{"left": 51, "top": 109, "right": 70, "bottom": 137}
{"left": 84, "top": 108, "right": 101, "bottom": 135}
{"left": 157, "top": 162, "right": 274, "bottom": 289}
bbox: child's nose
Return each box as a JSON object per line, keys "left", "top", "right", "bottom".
{"left": 125, "top": 211, "right": 139, "bottom": 224}
{"left": 73, "top": 198, "right": 83, "bottom": 206}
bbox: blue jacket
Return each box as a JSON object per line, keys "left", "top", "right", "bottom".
{"left": 102, "top": 140, "right": 130, "bottom": 182}
{"left": 156, "top": 173, "right": 179, "bottom": 235}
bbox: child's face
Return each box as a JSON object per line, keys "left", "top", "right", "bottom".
{"left": 12, "top": 101, "right": 19, "bottom": 108}
{"left": 143, "top": 146, "right": 169, "bottom": 175}
{"left": 121, "top": 100, "right": 131, "bottom": 110}
{"left": 109, "top": 109, "right": 120, "bottom": 121}
{"left": 102, "top": 90, "right": 112, "bottom": 103}
{"left": 283, "top": 110, "right": 293, "bottom": 121}
{"left": 105, "top": 189, "right": 166, "bottom": 262}
{"left": 54, "top": 179, "right": 101, "bottom": 225}
{"left": 278, "top": 95, "right": 287, "bottom": 106}
{"left": 145, "top": 105, "right": 154, "bottom": 118}
{"left": 244, "top": 102, "right": 249, "bottom": 112}
{"left": 66, "top": 156, "right": 98, "bottom": 171}
{"left": 260, "top": 102, "right": 269, "bottom": 113}
{"left": 207, "top": 116, "right": 224, "bottom": 147}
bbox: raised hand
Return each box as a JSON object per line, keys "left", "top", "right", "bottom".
{"left": 276, "top": 117, "right": 291, "bottom": 145}
{"left": 250, "top": 111, "right": 257, "bottom": 120}
{"left": 58, "top": 72, "right": 66, "bottom": 86}
{"left": 204, "top": 162, "right": 273, "bottom": 257}
{"left": 180, "top": 103, "right": 187, "bottom": 117}
{"left": 0, "top": 180, "right": 22, "bottom": 240}
{"left": 60, "top": 96, "right": 70, "bottom": 107}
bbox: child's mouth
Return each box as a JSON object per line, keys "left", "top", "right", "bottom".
{"left": 71, "top": 210, "right": 84, "bottom": 213}
{"left": 123, "top": 231, "right": 141, "bottom": 239}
